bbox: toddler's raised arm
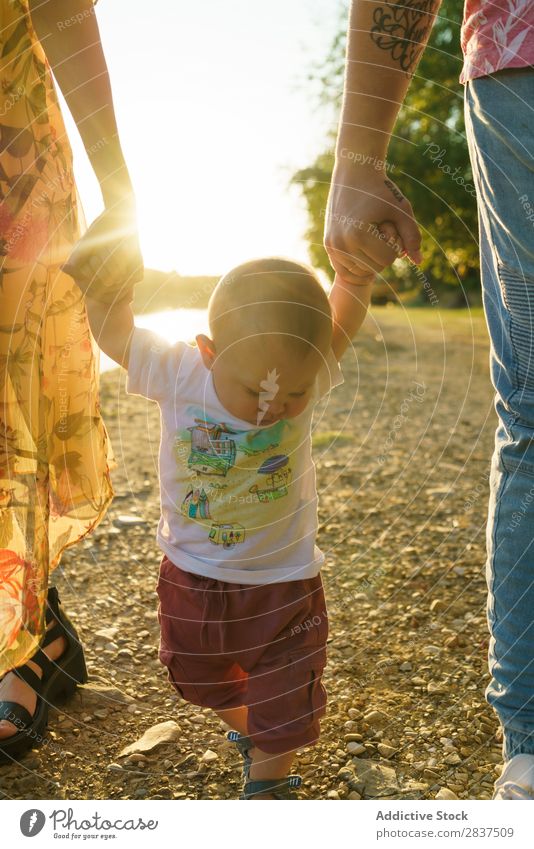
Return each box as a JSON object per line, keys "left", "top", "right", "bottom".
{"left": 329, "top": 222, "right": 401, "bottom": 361}
{"left": 84, "top": 295, "right": 134, "bottom": 369}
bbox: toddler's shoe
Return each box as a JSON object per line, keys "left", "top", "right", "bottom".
{"left": 226, "top": 730, "right": 254, "bottom": 779}
{"left": 493, "top": 754, "right": 534, "bottom": 799}
{"left": 240, "top": 775, "right": 302, "bottom": 800}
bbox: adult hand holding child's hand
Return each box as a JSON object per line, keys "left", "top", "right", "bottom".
{"left": 324, "top": 162, "right": 423, "bottom": 285}
{"left": 62, "top": 197, "right": 143, "bottom": 304}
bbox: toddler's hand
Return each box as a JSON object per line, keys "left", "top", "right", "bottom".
{"left": 62, "top": 199, "right": 143, "bottom": 304}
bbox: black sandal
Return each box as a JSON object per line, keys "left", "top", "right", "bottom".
{"left": 0, "top": 586, "right": 88, "bottom": 764}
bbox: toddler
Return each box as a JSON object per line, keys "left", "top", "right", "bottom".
{"left": 82, "top": 256, "right": 371, "bottom": 799}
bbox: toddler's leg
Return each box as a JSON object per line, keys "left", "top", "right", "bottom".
{"left": 216, "top": 706, "right": 249, "bottom": 737}
{"left": 215, "top": 706, "right": 297, "bottom": 780}
{"left": 248, "top": 745, "right": 297, "bottom": 781}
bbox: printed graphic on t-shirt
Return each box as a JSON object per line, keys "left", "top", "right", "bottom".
{"left": 174, "top": 408, "right": 294, "bottom": 549}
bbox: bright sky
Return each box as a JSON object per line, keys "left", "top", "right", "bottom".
{"left": 62, "top": 0, "right": 341, "bottom": 276}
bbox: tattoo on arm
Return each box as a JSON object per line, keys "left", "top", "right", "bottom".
{"left": 384, "top": 179, "right": 405, "bottom": 203}
{"left": 370, "top": 1, "right": 439, "bottom": 74}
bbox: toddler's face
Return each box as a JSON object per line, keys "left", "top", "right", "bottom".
{"left": 197, "top": 335, "right": 326, "bottom": 427}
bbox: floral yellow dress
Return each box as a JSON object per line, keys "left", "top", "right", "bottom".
{"left": 0, "top": 0, "right": 113, "bottom": 676}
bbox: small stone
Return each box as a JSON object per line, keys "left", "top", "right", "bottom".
{"left": 348, "top": 791, "right": 361, "bottom": 800}
{"left": 134, "top": 787, "right": 148, "bottom": 798}
{"left": 77, "top": 682, "right": 137, "bottom": 707}
{"left": 347, "top": 709, "right": 361, "bottom": 720}
{"left": 200, "top": 749, "right": 218, "bottom": 764}
{"left": 427, "top": 681, "right": 448, "bottom": 694}
{"left": 118, "top": 720, "right": 181, "bottom": 758}
{"left": 337, "top": 767, "right": 354, "bottom": 782}
{"left": 377, "top": 744, "right": 396, "bottom": 759}
{"left": 399, "top": 662, "right": 412, "bottom": 672}
{"left": 444, "top": 752, "right": 462, "bottom": 765}
{"left": 124, "top": 754, "right": 148, "bottom": 765}
{"left": 350, "top": 758, "right": 399, "bottom": 798}
{"left": 347, "top": 742, "right": 366, "bottom": 756}
{"left": 435, "top": 788, "right": 459, "bottom": 800}
{"left": 363, "top": 710, "right": 390, "bottom": 727}
{"left": 113, "top": 514, "right": 148, "bottom": 527}
{"left": 107, "top": 763, "right": 123, "bottom": 772}
{"left": 430, "top": 599, "right": 446, "bottom": 613}
{"left": 93, "top": 710, "right": 108, "bottom": 720}
{"left": 95, "top": 627, "right": 119, "bottom": 641}
{"left": 327, "top": 790, "right": 340, "bottom": 799}
{"left": 424, "top": 769, "right": 440, "bottom": 780}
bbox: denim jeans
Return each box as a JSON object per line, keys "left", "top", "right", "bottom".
{"left": 464, "top": 67, "right": 534, "bottom": 760}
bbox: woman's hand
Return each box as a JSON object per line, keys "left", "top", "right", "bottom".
{"left": 62, "top": 199, "right": 143, "bottom": 304}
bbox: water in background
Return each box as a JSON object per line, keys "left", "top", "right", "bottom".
{"left": 99, "top": 308, "right": 209, "bottom": 373}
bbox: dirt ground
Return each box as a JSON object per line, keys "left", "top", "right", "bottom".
{"left": 1, "top": 306, "right": 504, "bottom": 800}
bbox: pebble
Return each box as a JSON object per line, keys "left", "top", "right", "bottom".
{"left": 444, "top": 752, "right": 462, "bottom": 765}
{"left": 377, "top": 744, "right": 396, "bottom": 759}
{"left": 337, "top": 767, "right": 354, "bottom": 782}
{"left": 200, "top": 749, "right": 218, "bottom": 764}
{"left": 427, "top": 681, "right": 448, "bottom": 694}
{"left": 363, "top": 710, "right": 390, "bottom": 727}
{"left": 424, "top": 645, "right": 442, "bottom": 655}
{"left": 113, "top": 515, "right": 148, "bottom": 527}
{"left": 347, "top": 742, "right": 366, "bottom": 756}
{"left": 435, "top": 788, "right": 459, "bottom": 800}
{"left": 350, "top": 758, "right": 399, "bottom": 798}
{"left": 118, "top": 720, "right": 181, "bottom": 757}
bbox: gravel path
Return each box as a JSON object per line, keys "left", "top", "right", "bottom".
{"left": 1, "top": 307, "right": 502, "bottom": 800}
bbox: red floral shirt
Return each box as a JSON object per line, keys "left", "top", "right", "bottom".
{"left": 460, "top": 0, "right": 534, "bottom": 82}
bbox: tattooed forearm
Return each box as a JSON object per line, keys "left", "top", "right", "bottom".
{"left": 370, "top": 1, "right": 440, "bottom": 74}
{"left": 384, "top": 179, "right": 405, "bottom": 203}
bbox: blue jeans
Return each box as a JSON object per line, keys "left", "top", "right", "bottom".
{"left": 465, "top": 67, "right": 534, "bottom": 760}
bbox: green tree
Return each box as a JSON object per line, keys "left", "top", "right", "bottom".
{"left": 292, "top": 0, "right": 480, "bottom": 301}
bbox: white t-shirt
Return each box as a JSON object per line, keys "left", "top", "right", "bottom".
{"left": 126, "top": 327, "right": 344, "bottom": 584}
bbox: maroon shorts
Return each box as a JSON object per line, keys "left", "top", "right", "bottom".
{"left": 155, "top": 555, "right": 329, "bottom": 754}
